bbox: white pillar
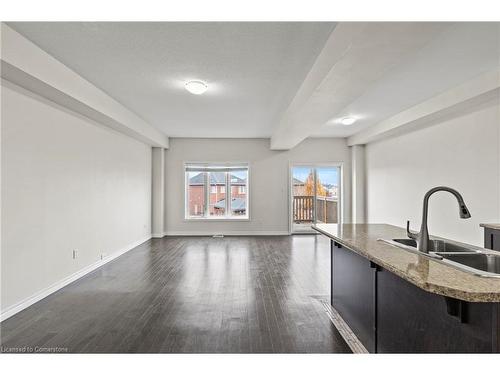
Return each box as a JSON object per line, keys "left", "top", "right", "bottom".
{"left": 351, "top": 144, "right": 366, "bottom": 223}
{"left": 151, "top": 147, "right": 165, "bottom": 238}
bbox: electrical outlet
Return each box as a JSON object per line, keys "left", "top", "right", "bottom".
{"left": 72, "top": 249, "right": 78, "bottom": 259}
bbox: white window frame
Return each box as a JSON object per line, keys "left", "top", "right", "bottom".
{"left": 184, "top": 162, "right": 250, "bottom": 221}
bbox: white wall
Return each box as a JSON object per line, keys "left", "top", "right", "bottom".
{"left": 366, "top": 102, "right": 500, "bottom": 246}
{"left": 1, "top": 81, "right": 152, "bottom": 312}
{"left": 1, "top": 24, "right": 168, "bottom": 148}
{"left": 164, "top": 138, "right": 351, "bottom": 235}
{"left": 351, "top": 144, "right": 366, "bottom": 223}
{"left": 151, "top": 147, "right": 165, "bottom": 237}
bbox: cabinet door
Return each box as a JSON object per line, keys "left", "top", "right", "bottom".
{"left": 377, "top": 267, "right": 495, "bottom": 353}
{"left": 332, "top": 243, "right": 377, "bottom": 352}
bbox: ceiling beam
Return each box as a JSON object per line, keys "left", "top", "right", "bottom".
{"left": 1, "top": 24, "right": 169, "bottom": 148}
{"left": 347, "top": 68, "right": 500, "bottom": 146}
{"left": 270, "top": 22, "right": 450, "bottom": 150}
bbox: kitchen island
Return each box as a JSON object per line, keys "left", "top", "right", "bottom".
{"left": 313, "top": 223, "right": 500, "bottom": 353}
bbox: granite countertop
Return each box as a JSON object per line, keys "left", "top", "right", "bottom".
{"left": 480, "top": 223, "right": 500, "bottom": 230}
{"left": 313, "top": 223, "right": 500, "bottom": 303}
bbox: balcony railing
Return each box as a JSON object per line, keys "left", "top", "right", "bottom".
{"left": 293, "top": 195, "right": 338, "bottom": 224}
{"left": 293, "top": 196, "right": 314, "bottom": 222}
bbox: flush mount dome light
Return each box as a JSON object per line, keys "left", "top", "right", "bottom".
{"left": 340, "top": 117, "right": 356, "bottom": 125}
{"left": 185, "top": 80, "right": 208, "bottom": 95}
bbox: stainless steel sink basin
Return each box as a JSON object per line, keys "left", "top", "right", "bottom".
{"left": 378, "top": 238, "right": 500, "bottom": 278}
{"left": 392, "top": 238, "right": 418, "bottom": 247}
{"left": 392, "top": 238, "right": 480, "bottom": 253}
{"left": 439, "top": 253, "right": 500, "bottom": 276}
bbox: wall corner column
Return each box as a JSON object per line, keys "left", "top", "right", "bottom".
{"left": 152, "top": 147, "right": 165, "bottom": 238}
{"left": 351, "top": 144, "right": 366, "bottom": 224}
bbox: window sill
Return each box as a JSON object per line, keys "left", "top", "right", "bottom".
{"left": 184, "top": 216, "right": 250, "bottom": 222}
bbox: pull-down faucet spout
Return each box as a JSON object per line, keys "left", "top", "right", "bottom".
{"left": 407, "top": 186, "right": 471, "bottom": 253}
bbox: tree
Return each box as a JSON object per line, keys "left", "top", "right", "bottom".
{"left": 304, "top": 171, "right": 327, "bottom": 196}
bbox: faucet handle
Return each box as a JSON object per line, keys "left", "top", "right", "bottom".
{"left": 406, "top": 220, "right": 418, "bottom": 240}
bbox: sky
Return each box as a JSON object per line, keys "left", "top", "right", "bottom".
{"left": 292, "top": 166, "right": 339, "bottom": 186}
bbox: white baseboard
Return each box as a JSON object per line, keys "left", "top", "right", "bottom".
{"left": 0, "top": 235, "right": 151, "bottom": 322}
{"left": 151, "top": 233, "right": 164, "bottom": 238}
{"left": 163, "top": 231, "right": 290, "bottom": 236}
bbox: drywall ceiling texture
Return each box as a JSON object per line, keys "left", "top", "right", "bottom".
{"left": 8, "top": 22, "right": 335, "bottom": 138}
{"left": 164, "top": 138, "right": 351, "bottom": 235}
{"left": 365, "top": 102, "right": 500, "bottom": 247}
{"left": 1, "top": 81, "right": 152, "bottom": 311}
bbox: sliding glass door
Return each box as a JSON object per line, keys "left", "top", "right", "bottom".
{"left": 290, "top": 164, "right": 341, "bottom": 233}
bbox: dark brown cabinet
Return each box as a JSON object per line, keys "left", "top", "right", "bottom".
{"left": 330, "top": 240, "right": 500, "bottom": 353}
{"left": 331, "top": 241, "right": 377, "bottom": 352}
{"left": 377, "top": 267, "right": 497, "bottom": 353}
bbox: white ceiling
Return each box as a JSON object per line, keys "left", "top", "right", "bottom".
{"left": 8, "top": 22, "right": 499, "bottom": 142}
{"left": 8, "top": 22, "right": 335, "bottom": 138}
{"left": 312, "top": 22, "right": 500, "bottom": 137}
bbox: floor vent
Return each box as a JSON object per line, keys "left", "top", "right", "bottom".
{"left": 320, "top": 299, "right": 369, "bottom": 354}
{"left": 212, "top": 234, "right": 224, "bottom": 238}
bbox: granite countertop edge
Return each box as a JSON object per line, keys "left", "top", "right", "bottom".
{"left": 313, "top": 224, "right": 500, "bottom": 303}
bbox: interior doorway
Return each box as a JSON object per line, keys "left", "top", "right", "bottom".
{"left": 290, "top": 164, "right": 341, "bottom": 233}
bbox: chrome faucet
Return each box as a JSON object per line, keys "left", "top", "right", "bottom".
{"left": 407, "top": 186, "right": 471, "bottom": 253}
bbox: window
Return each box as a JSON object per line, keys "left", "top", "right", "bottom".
{"left": 186, "top": 171, "right": 205, "bottom": 217}
{"left": 209, "top": 171, "right": 225, "bottom": 217}
{"left": 185, "top": 163, "right": 249, "bottom": 219}
{"left": 230, "top": 170, "right": 248, "bottom": 216}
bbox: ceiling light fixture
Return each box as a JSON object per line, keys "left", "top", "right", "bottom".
{"left": 340, "top": 117, "right": 356, "bottom": 125}
{"left": 185, "top": 80, "right": 208, "bottom": 95}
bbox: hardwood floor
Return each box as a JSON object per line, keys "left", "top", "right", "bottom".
{"left": 0, "top": 235, "right": 351, "bottom": 353}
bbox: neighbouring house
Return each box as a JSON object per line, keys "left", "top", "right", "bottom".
{"left": 293, "top": 178, "right": 306, "bottom": 196}
{"left": 188, "top": 172, "right": 247, "bottom": 216}
{"left": 214, "top": 197, "right": 247, "bottom": 215}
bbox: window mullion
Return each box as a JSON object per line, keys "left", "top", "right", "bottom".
{"left": 313, "top": 168, "right": 317, "bottom": 224}
{"left": 226, "top": 172, "right": 230, "bottom": 218}
{"left": 205, "top": 172, "right": 209, "bottom": 218}
{"left": 185, "top": 171, "right": 188, "bottom": 219}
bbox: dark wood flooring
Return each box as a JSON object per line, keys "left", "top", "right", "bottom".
{"left": 0, "top": 235, "right": 350, "bottom": 353}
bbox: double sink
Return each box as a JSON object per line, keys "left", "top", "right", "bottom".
{"left": 380, "top": 238, "right": 500, "bottom": 278}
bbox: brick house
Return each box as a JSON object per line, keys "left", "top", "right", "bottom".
{"left": 188, "top": 172, "right": 247, "bottom": 216}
